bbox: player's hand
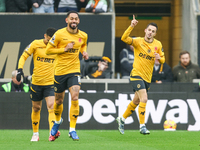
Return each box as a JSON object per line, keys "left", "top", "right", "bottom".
{"left": 82, "top": 51, "right": 89, "bottom": 60}
{"left": 131, "top": 15, "right": 138, "bottom": 28}
{"left": 154, "top": 52, "right": 161, "bottom": 60}
{"left": 16, "top": 68, "right": 24, "bottom": 82}
{"left": 64, "top": 42, "right": 74, "bottom": 52}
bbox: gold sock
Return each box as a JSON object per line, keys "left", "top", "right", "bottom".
{"left": 54, "top": 101, "right": 63, "bottom": 122}
{"left": 31, "top": 107, "right": 40, "bottom": 133}
{"left": 138, "top": 102, "right": 146, "bottom": 124}
{"left": 48, "top": 109, "right": 55, "bottom": 131}
{"left": 70, "top": 100, "right": 79, "bottom": 128}
{"left": 123, "top": 101, "right": 138, "bottom": 119}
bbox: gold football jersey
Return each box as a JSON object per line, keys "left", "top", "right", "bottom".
{"left": 121, "top": 26, "right": 165, "bottom": 83}
{"left": 18, "top": 39, "right": 56, "bottom": 85}
{"left": 46, "top": 27, "right": 88, "bottom": 76}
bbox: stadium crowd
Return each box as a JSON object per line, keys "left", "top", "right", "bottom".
{"left": 1, "top": 0, "right": 108, "bottom": 13}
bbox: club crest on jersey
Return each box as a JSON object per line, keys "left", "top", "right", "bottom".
{"left": 154, "top": 47, "right": 157, "bottom": 51}
{"left": 147, "top": 49, "right": 151, "bottom": 53}
{"left": 79, "top": 38, "right": 81, "bottom": 42}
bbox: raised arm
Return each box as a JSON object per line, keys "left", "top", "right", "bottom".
{"left": 121, "top": 15, "right": 138, "bottom": 45}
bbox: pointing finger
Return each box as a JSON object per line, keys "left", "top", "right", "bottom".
{"left": 133, "top": 15, "right": 135, "bottom": 20}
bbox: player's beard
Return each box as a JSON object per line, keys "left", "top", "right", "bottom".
{"left": 147, "top": 33, "right": 152, "bottom": 39}
{"left": 69, "top": 23, "right": 78, "bottom": 30}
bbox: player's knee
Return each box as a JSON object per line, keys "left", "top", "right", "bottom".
{"left": 55, "top": 94, "right": 64, "bottom": 105}
{"left": 133, "top": 101, "right": 139, "bottom": 105}
{"left": 141, "top": 98, "right": 148, "bottom": 103}
{"left": 55, "top": 99, "right": 63, "bottom": 105}
{"left": 71, "top": 93, "right": 79, "bottom": 100}
{"left": 47, "top": 103, "right": 54, "bottom": 110}
{"left": 32, "top": 105, "right": 41, "bottom": 112}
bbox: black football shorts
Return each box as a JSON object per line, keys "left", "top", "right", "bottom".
{"left": 129, "top": 76, "right": 150, "bottom": 92}
{"left": 30, "top": 84, "right": 54, "bottom": 101}
{"left": 54, "top": 73, "right": 81, "bottom": 93}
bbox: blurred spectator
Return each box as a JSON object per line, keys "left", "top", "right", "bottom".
{"left": 173, "top": 51, "right": 200, "bottom": 82}
{"left": 32, "top": 0, "right": 54, "bottom": 13}
{"left": 119, "top": 44, "right": 134, "bottom": 79}
{"left": 0, "top": 0, "right": 5, "bottom": 12}
{"left": 54, "top": 0, "right": 87, "bottom": 12}
{"left": 6, "top": 0, "right": 28, "bottom": 12}
{"left": 0, "top": 70, "right": 30, "bottom": 92}
{"left": 27, "top": 0, "right": 33, "bottom": 12}
{"left": 81, "top": 56, "right": 112, "bottom": 79}
{"left": 151, "top": 59, "right": 173, "bottom": 83}
{"left": 76, "top": 0, "right": 88, "bottom": 12}
{"left": 85, "top": 0, "right": 107, "bottom": 13}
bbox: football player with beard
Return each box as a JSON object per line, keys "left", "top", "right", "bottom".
{"left": 46, "top": 10, "right": 89, "bottom": 141}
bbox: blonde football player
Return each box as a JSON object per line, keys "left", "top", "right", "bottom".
{"left": 116, "top": 15, "right": 165, "bottom": 135}
{"left": 46, "top": 11, "right": 88, "bottom": 141}
{"left": 17, "top": 28, "right": 59, "bottom": 141}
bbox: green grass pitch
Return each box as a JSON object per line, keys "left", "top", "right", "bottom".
{"left": 0, "top": 130, "right": 199, "bottom": 150}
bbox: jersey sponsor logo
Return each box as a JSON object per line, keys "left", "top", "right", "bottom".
{"left": 137, "top": 84, "right": 141, "bottom": 88}
{"left": 139, "top": 52, "right": 154, "bottom": 61}
{"left": 37, "top": 56, "right": 55, "bottom": 63}
{"left": 79, "top": 38, "right": 81, "bottom": 42}
{"left": 66, "top": 48, "right": 79, "bottom": 53}
{"left": 154, "top": 47, "right": 157, "bottom": 51}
